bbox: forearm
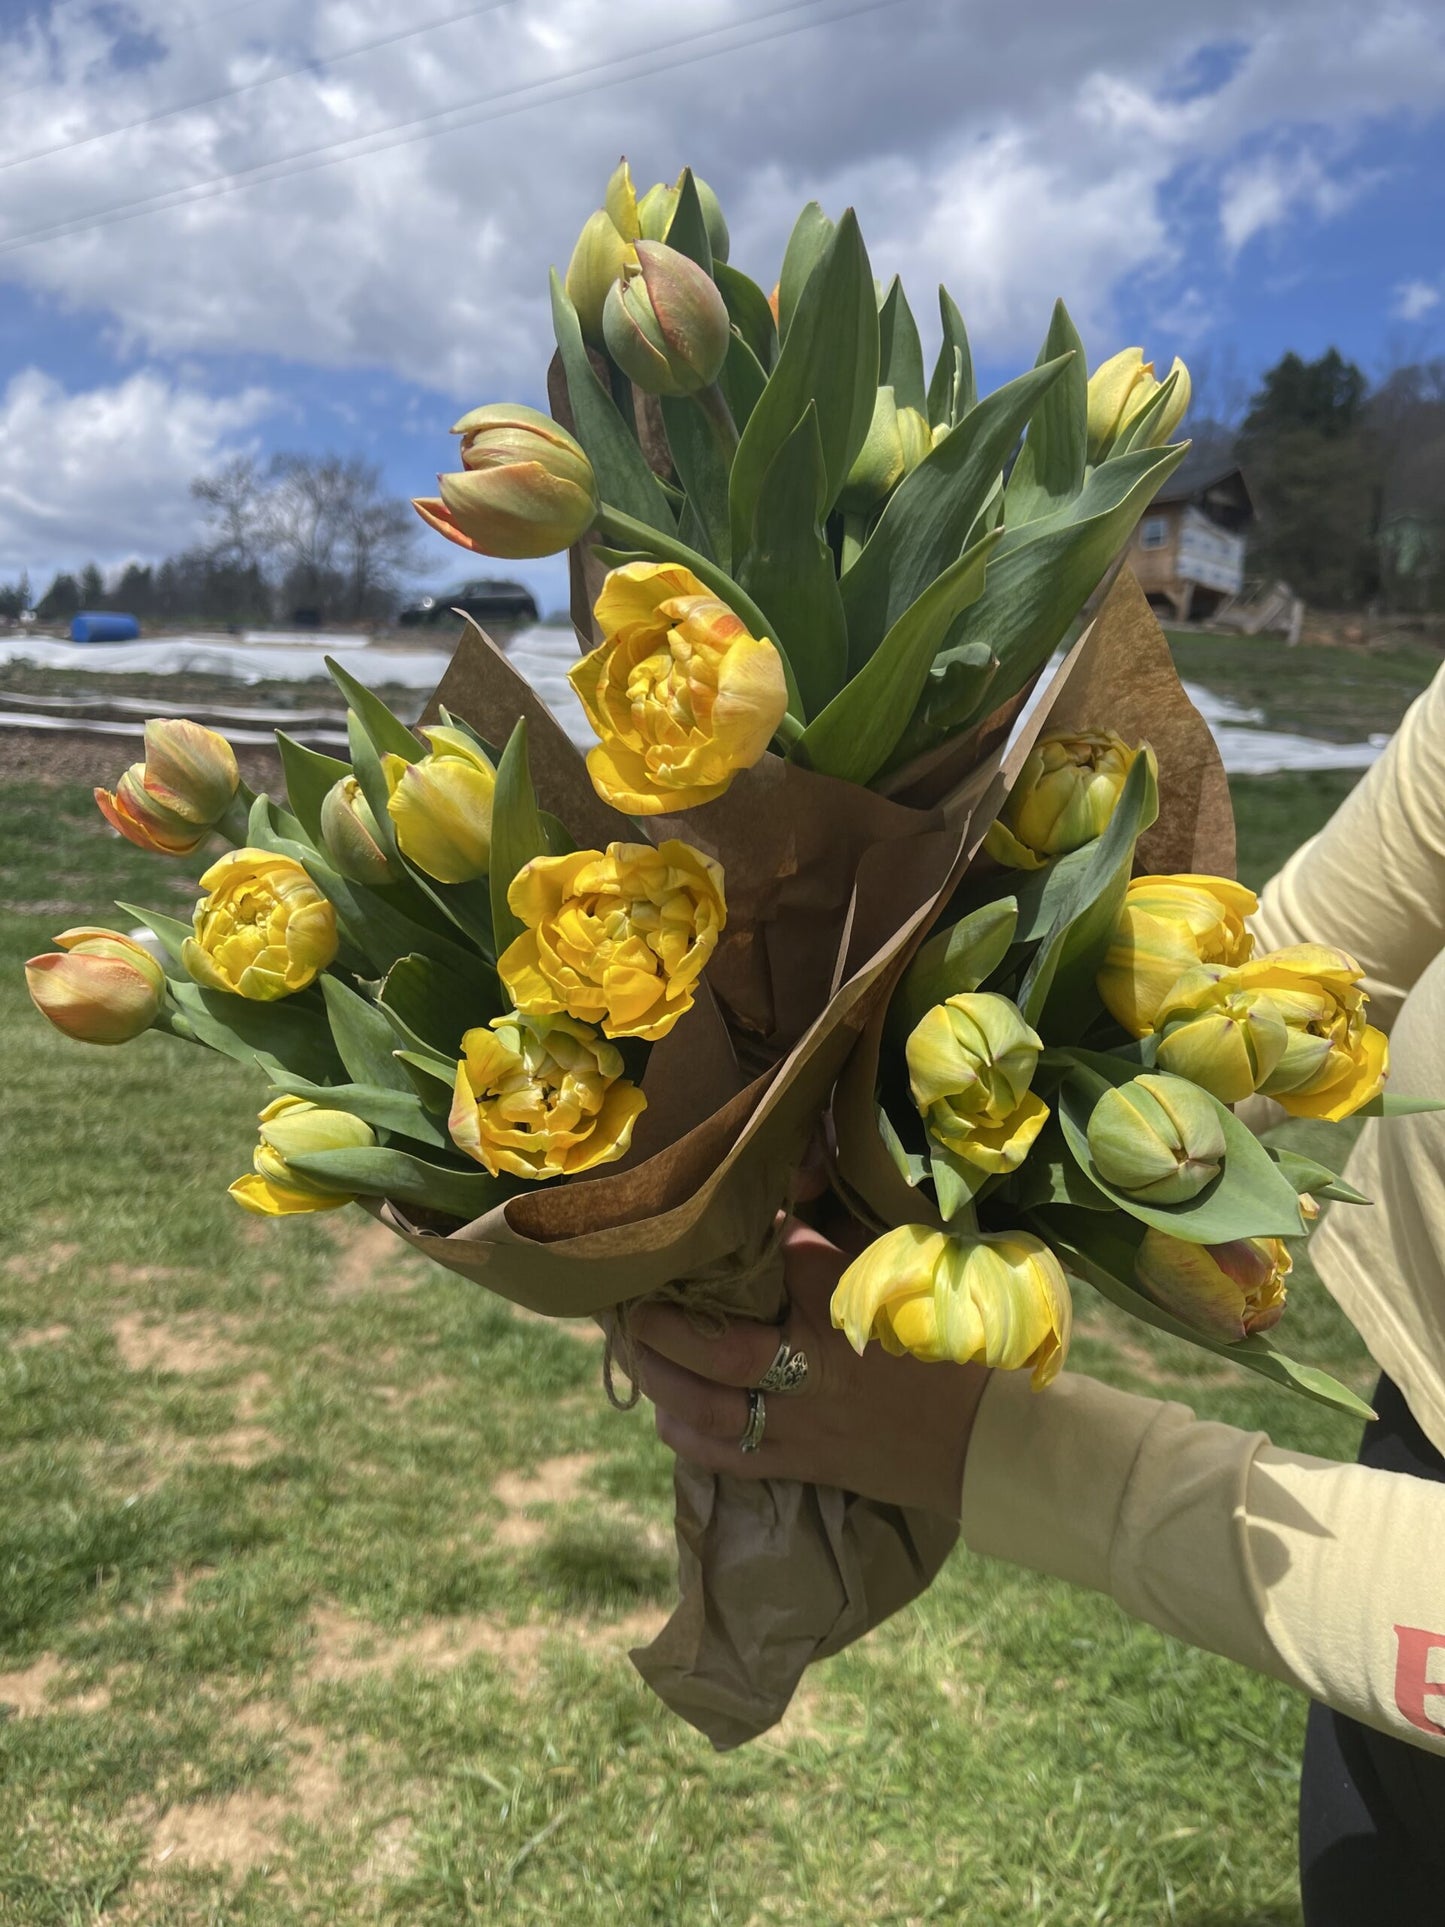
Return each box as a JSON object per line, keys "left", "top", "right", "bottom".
{"left": 962, "top": 1370, "right": 1445, "bottom": 1754}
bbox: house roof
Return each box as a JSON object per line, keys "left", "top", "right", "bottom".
{"left": 1152, "top": 450, "right": 1254, "bottom": 516}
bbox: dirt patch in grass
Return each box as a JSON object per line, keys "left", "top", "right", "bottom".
{"left": 507, "top": 1302, "right": 605, "bottom": 1345}
{"left": 111, "top": 1311, "right": 247, "bottom": 1376}
{"left": 209, "top": 1423, "right": 284, "bottom": 1467}
{"left": 0, "top": 1653, "right": 110, "bottom": 1717}
{"left": 493, "top": 1452, "right": 600, "bottom": 1549}
{"left": 326, "top": 1215, "right": 419, "bottom": 1302}
{"left": 3, "top": 1241, "right": 80, "bottom": 1282}
{"left": 8, "top": 1322, "right": 72, "bottom": 1349}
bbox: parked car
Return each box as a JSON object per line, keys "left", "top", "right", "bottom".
{"left": 397, "top": 578, "right": 539, "bottom": 627}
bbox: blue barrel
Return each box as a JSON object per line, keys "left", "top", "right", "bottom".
{"left": 71, "top": 612, "right": 141, "bottom": 642}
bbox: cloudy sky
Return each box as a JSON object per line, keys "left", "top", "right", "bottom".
{"left": 0, "top": 0, "right": 1442, "bottom": 611}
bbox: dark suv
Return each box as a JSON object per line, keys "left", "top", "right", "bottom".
{"left": 397, "top": 578, "right": 539, "bottom": 627}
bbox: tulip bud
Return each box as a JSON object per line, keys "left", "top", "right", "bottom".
{"left": 1150, "top": 356, "right": 1191, "bottom": 445}
{"left": 25, "top": 926, "right": 165, "bottom": 1045}
{"left": 414, "top": 404, "right": 598, "bottom": 561}
{"left": 229, "top": 1095, "right": 376, "bottom": 1217}
{"left": 985, "top": 729, "right": 1142, "bottom": 871}
{"left": 1154, "top": 966, "right": 1290, "bottom": 1105}
{"left": 604, "top": 157, "right": 641, "bottom": 240}
{"left": 1135, "top": 1228, "right": 1290, "bottom": 1342}
{"left": 565, "top": 208, "right": 636, "bottom": 344}
{"left": 602, "top": 240, "right": 731, "bottom": 397}
{"left": 95, "top": 718, "right": 241, "bottom": 856}
{"left": 897, "top": 404, "right": 933, "bottom": 473}
{"left": 906, "top": 992, "right": 1049, "bottom": 1175}
{"left": 1086, "top": 347, "right": 1154, "bottom": 461}
{"left": 319, "top": 774, "right": 395, "bottom": 885}
{"left": 1087, "top": 1073, "right": 1226, "bottom": 1204}
{"left": 636, "top": 172, "right": 730, "bottom": 263}
{"left": 838, "top": 387, "right": 907, "bottom": 513}
{"left": 382, "top": 725, "right": 495, "bottom": 884}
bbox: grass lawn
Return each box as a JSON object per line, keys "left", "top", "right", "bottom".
{"left": 1165, "top": 628, "right": 1442, "bottom": 742}
{"left": 0, "top": 771, "right": 1385, "bottom": 1925}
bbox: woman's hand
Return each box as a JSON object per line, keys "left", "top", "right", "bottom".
{"left": 629, "top": 1219, "right": 991, "bottom": 1520}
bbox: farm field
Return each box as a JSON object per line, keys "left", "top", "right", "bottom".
{"left": 0, "top": 632, "right": 1431, "bottom": 1922}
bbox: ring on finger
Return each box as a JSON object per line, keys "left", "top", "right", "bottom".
{"left": 756, "top": 1338, "right": 809, "bottom": 1396}
{"left": 739, "top": 1388, "right": 767, "bottom": 1454}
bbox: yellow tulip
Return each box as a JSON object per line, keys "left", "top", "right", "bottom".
{"left": 182, "top": 848, "right": 337, "bottom": 1001}
{"left": 604, "top": 156, "right": 641, "bottom": 240}
{"left": 413, "top": 404, "right": 598, "bottom": 561}
{"left": 448, "top": 1010, "right": 646, "bottom": 1181}
{"left": 1097, "top": 873, "right": 1258, "bottom": 1038}
{"left": 566, "top": 208, "right": 637, "bottom": 344}
{"left": 1155, "top": 945, "right": 1388, "bottom": 1119}
{"left": 602, "top": 241, "right": 731, "bottom": 398}
{"left": 906, "top": 992, "right": 1049, "bottom": 1174}
{"left": 832, "top": 1224, "right": 1072, "bottom": 1387}
{"left": 228, "top": 1096, "right": 376, "bottom": 1216}
{"left": 25, "top": 927, "right": 165, "bottom": 1045}
{"left": 1135, "top": 1229, "right": 1290, "bottom": 1342}
{"left": 1086, "top": 1072, "right": 1225, "bottom": 1204}
{"left": 382, "top": 726, "right": 495, "bottom": 884}
{"left": 570, "top": 561, "right": 789, "bottom": 813}
{"left": 1087, "top": 347, "right": 1154, "bottom": 460}
{"left": 499, "top": 838, "right": 725, "bottom": 1042}
{"left": 984, "top": 729, "right": 1141, "bottom": 871}
{"left": 95, "top": 717, "right": 240, "bottom": 856}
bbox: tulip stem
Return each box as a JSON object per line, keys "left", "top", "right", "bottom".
{"left": 693, "top": 381, "right": 740, "bottom": 462}
{"left": 840, "top": 513, "right": 867, "bottom": 573}
{"left": 217, "top": 786, "right": 257, "bottom": 846}
{"left": 593, "top": 502, "right": 806, "bottom": 725}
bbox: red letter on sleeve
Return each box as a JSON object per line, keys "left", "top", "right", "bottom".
{"left": 1393, "top": 1625, "right": 1445, "bottom": 1739}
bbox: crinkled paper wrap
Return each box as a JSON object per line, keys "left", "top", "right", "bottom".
{"left": 379, "top": 618, "right": 980, "bottom": 1743}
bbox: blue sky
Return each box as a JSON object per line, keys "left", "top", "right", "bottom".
{"left": 0, "top": 0, "right": 1441, "bottom": 614}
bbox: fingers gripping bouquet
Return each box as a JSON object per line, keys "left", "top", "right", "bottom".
{"left": 31, "top": 155, "right": 1295, "bottom": 1746}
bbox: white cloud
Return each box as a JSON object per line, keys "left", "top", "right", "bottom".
{"left": 0, "top": 368, "right": 272, "bottom": 578}
{"left": 0, "top": 0, "right": 1439, "bottom": 402}
{"left": 1392, "top": 277, "right": 1441, "bottom": 321}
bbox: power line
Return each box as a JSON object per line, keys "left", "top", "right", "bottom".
{"left": 0, "top": 0, "right": 516, "bottom": 174}
{"left": 0, "top": 0, "right": 911, "bottom": 260}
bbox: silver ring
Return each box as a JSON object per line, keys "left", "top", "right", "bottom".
{"left": 756, "top": 1338, "right": 809, "bottom": 1396}
{"left": 739, "top": 1388, "right": 767, "bottom": 1454}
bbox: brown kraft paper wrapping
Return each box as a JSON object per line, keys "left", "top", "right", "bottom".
{"left": 377, "top": 626, "right": 989, "bottom": 1743}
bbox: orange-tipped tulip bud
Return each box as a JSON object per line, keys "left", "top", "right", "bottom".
{"left": 319, "top": 774, "right": 394, "bottom": 885}
{"left": 25, "top": 927, "right": 165, "bottom": 1045}
{"left": 414, "top": 404, "right": 597, "bottom": 561}
{"left": 602, "top": 240, "right": 731, "bottom": 398}
{"left": 95, "top": 717, "right": 240, "bottom": 855}
{"left": 1135, "top": 1229, "right": 1290, "bottom": 1342}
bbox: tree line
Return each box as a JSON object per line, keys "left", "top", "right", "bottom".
{"left": 0, "top": 452, "right": 418, "bottom": 628}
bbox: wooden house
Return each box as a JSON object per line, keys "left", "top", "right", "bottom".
{"left": 1126, "top": 453, "right": 1254, "bottom": 622}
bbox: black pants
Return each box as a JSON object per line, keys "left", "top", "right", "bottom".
{"left": 1298, "top": 1376, "right": 1445, "bottom": 1925}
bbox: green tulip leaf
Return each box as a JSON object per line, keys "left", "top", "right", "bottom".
{"left": 345, "top": 711, "right": 403, "bottom": 863}
{"left": 839, "top": 354, "right": 1073, "bottom": 671}
{"left": 660, "top": 393, "right": 732, "bottom": 568}
{"left": 1056, "top": 1069, "right": 1307, "bottom": 1244}
{"left": 926, "top": 286, "right": 976, "bottom": 430}
{"left": 116, "top": 902, "right": 192, "bottom": 973}
{"left": 1266, "top": 1145, "right": 1372, "bottom": 1205}
{"left": 489, "top": 719, "right": 550, "bottom": 956}
{"left": 1039, "top": 1205, "right": 1377, "bottom": 1422}
{"left": 1355, "top": 1092, "right": 1445, "bottom": 1116}
{"left": 548, "top": 270, "right": 676, "bottom": 535}
{"left": 920, "top": 440, "right": 1191, "bottom": 739}
{"left": 165, "top": 979, "right": 343, "bottom": 1087}
{"left": 929, "top": 1139, "right": 987, "bottom": 1222}
{"left": 320, "top": 975, "right": 415, "bottom": 1092}
{"left": 798, "top": 527, "right": 1000, "bottom": 786}
{"left": 734, "top": 402, "right": 848, "bottom": 720}
{"left": 890, "top": 898, "right": 1020, "bottom": 1041}
{"left": 1003, "top": 298, "right": 1088, "bottom": 526}
{"left": 718, "top": 329, "right": 768, "bottom": 433}
{"left": 267, "top": 1072, "right": 449, "bottom": 1148}
{"left": 381, "top": 952, "right": 500, "bottom": 1058}
{"left": 776, "top": 201, "right": 834, "bottom": 340}
{"left": 324, "top": 658, "right": 422, "bottom": 764}
{"left": 878, "top": 275, "right": 927, "bottom": 414}
{"left": 1113, "top": 365, "right": 1185, "bottom": 458}
{"left": 1018, "top": 752, "right": 1158, "bottom": 1029}
{"left": 876, "top": 1100, "right": 928, "bottom": 1189}
{"left": 662, "top": 169, "right": 713, "bottom": 274}
{"left": 284, "top": 1146, "right": 512, "bottom": 1222}
{"left": 393, "top": 1048, "right": 459, "bottom": 1105}
{"left": 714, "top": 261, "right": 778, "bottom": 371}
{"left": 730, "top": 209, "right": 878, "bottom": 555}
{"left": 276, "top": 734, "right": 351, "bottom": 847}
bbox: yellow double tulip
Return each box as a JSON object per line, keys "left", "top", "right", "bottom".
{"left": 1155, "top": 944, "right": 1388, "bottom": 1120}
{"left": 832, "top": 1224, "right": 1072, "bottom": 1386}
{"left": 1098, "top": 873, "right": 1257, "bottom": 1037}
{"left": 570, "top": 562, "right": 789, "bottom": 814}
{"left": 183, "top": 849, "right": 337, "bottom": 1001}
{"left": 382, "top": 726, "right": 496, "bottom": 884}
{"left": 906, "top": 992, "right": 1049, "bottom": 1175}
{"left": 448, "top": 1011, "right": 646, "bottom": 1181}
{"left": 984, "top": 729, "right": 1142, "bottom": 871}
{"left": 1135, "top": 1229, "right": 1290, "bottom": 1342}
{"left": 500, "top": 838, "right": 725, "bottom": 1042}
{"left": 229, "top": 1097, "right": 376, "bottom": 1216}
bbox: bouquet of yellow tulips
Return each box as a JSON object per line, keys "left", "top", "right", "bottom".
{"left": 34, "top": 156, "right": 1425, "bottom": 1747}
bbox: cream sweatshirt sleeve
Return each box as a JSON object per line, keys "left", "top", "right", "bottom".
{"left": 962, "top": 1370, "right": 1445, "bottom": 1754}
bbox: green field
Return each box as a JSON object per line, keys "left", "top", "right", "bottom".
{"left": 0, "top": 644, "right": 1415, "bottom": 1925}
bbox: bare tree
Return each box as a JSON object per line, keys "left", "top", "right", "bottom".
{"left": 263, "top": 453, "right": 416, "bottom": 620}
{"left": 191, "top": 456, "right": 265, "bottom": 573}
